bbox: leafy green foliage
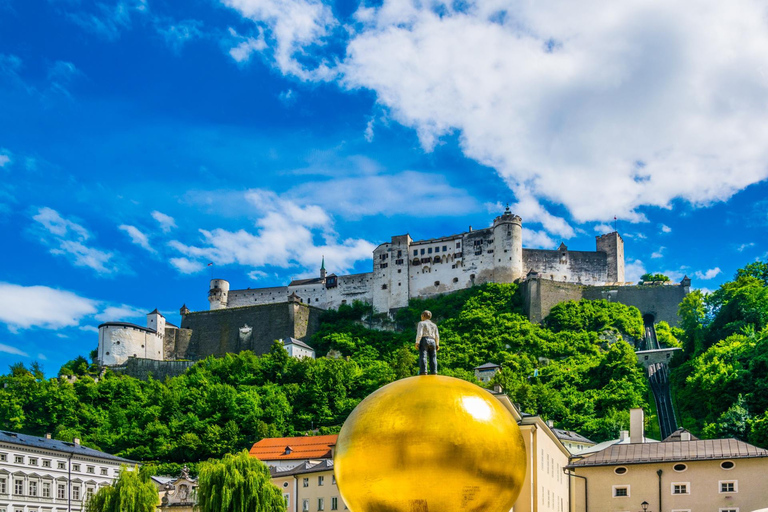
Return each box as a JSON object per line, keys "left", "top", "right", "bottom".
{"left": 197, "top": 451, "right": 285, "bottom": 512}
{"left": 672, "top": 260, "right": 768, "bottom": 445}
{"left": 640, "top": 273, "right": 670, "bottom": 283}
{"left": 85, "top": 466, "right": 158, "bottom": 512}
{"left": 1, "top": 283, "right": 653, "bottom": 461}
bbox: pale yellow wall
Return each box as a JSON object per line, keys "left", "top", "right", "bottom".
{"left": 570, "top": 456, "right": 768, "bottom": 512}
{"left": 272, "top": 469, "right": 346, "bottom": 512}
{"left": 514, "top": 422, "right": 570, "bottom": 512}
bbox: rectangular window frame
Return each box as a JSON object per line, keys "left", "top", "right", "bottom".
{"left": 303, "top": 478, "right": 309, "bottom": 488}
{"left": 72, "top": 485, "right": 81, "bottom": 501}
{"left": 14, "top": 479, "right": 23, "bottom": 495}
{"left": 0, "top": 453, "right": 6, "bottom": 462}
{"left": 29, "top": 480, "right": 38, "bottom": 497}
{"left": 719, "top": 480, "right": 738, "bottom": 493}
{"left": 42, "top": 481, "right": 51, "bottom": 498}
{"left": 318, "top": 475, "right": 324, "bottom": 486}
{"left": 318, "top": 498, "right": 325, "bottom": 511}
{"left": 57, "top": 461, "right": 66, "bottom": 470}
{"left": 718, "top": 509, "right": 739, "bottom": 512}
{"left": 28, "top": 457, "right": 38, "bottom": 466}
{"left": 42, "top": 460, "right": 51, "bottom": 468}
{"left": 612, "top": 485, "right": 630, "bottom": 498}
{"left": 0, "top": 477, "right": 6, "bottom": 494}
{"left": 14, "top": 456, "right": 23, "bottom": 464}
{"left": 671, "top": 482, "right": 690, "bottom": 495}
{"left": 331, "top": 497, "right": 338, "bottom": 510}
{"left": 57, "top": 483, "right": 66, "bottom": 499}
{"left": 303, "top": 499, "right": 310, "bottom": 512}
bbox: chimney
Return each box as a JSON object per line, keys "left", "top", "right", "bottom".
{"left": 629, "top": 408, "right": 645, "bottom": 444}
{"left": 45, "top": 433, "right": 52, "bottom": 439}
{"left": 73, "top": 437, "right": 80, "bottom": 445}
{"left": 546, "top": 420, "right": 554, "bottom": 428}
{"left": 493, "top": 384, "right": 503, "bottom": 393}
{"left": 619, "top": 430, "right": 629, "bottom": 442}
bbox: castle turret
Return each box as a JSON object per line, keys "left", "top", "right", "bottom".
{"left": 208, "top": 279, "right": 230, "bottom": 310}
{"left": 596, "top": 232, "right": 625, "bottom": 283}
{"left": 492, "top": 205, "right": 523, "bottom": 282}
{"left": 146, "top": 309, "right": 166, "bottom": 337}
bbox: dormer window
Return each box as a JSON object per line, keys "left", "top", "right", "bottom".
{"left": 284, "top": 447, "right": 292, "bottom": 455}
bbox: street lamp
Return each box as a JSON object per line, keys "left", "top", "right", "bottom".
{"left": 641, "top": 501, "right": 649, "bottom": 512}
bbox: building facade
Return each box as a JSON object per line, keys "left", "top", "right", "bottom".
{"left": 271, "top": 461, "right": 344, "bottom": 512}
{"left": 0, "top": 431, "right": 132, "bottom": 512}
{"left": 207, "top": 208, "right": 626, "bottom": 314}
{"left": 567, "top": 411, "right": 768, "bottom": 512}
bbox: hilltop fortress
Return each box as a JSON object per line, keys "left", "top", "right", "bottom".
{"left": 209, "top": 207, "right": 625, "bottom": 313}
{"left": 97, "top": 208, "right": 690, "bottom": 376}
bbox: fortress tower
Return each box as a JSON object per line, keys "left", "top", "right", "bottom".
{"left": 492, "top": 206, "right": 524, "bottom": 282}
{"left": 595, "top": 232, "right": 625, "bottom": 283}
{"left": 208, "top": 279, "right": 230, "bottom": 310}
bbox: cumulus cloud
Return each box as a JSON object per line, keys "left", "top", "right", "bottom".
{"left": 521, "top": 228, "right": 555, "bottom": 249}
{"left": 288, "top": 171, "right": 479, "bottom": 219}
{"left": 226, "top": 0, "right": 768, "bottom": 228}
{"left": 651, "top": 247, "right": 665, "bottom": 259}
{"left": 0, "top": 150, "right": 11, "bottom": 168}
{"left": 119, "top": 224, "right": 155, "bottom": 253}
{"left": 660, "top": 224, "right": 672, "bottom": 233}
{"left": 157, "top": 19, "right": 203, "bottom": 52}
{"left": 0, "top": 282, "right": 98, "bottom": 332}
{"left": 624, "top": 259, "right": 647, "bottom": 283}
{"left": 227, "top": 27, "right": 268, "bottom": 63}
{"left": 31, "top": 207, "right": 119, "bottom": 274}
{"left": 169, "top": 189, "right": 375, "bottom": 275}
{"left": 151, "top": 210, "right": 177, "bottom": 232}
{"left": 94, "top": 304, "right": 147, "bottom": 322}
{"left": 221, "top": 0, "right": 336, "bottom": 76}
{"left": 695, "top": 267, "right": 722, "bottom": 280}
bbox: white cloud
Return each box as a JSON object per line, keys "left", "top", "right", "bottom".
{"left": 278, "top": 88, "right": 296, "bottom": 106}
{"left": 694, "top": 267, "right": 722, "bottom": 280}
{"left": 364, "top": 117, "right": 375, "bottom": 142}
{"left": 119, "top": 224, "right": 155, "bottom": 253}
{"left": 0, "top": 151, "right": 10, "bottom": 168}
{"left": 0, "top": 343, "right": 29, "bottom": 357}
{"left": 37, "top": 353, "right": 48, "bottom": 360}
{"left": 0, "top": 283, "right": 98, "bottom": 332}
{"left": 660, "top": 224, "right": 672, "bottom": 233}
{"left": 31, "top": 207, "right": 119, "bottom": 274}
{"left": 151, "top": 210, "right": 177, "bottom": 232}
{"left": 67, "top": 0, "right": 148, "bottom": 41}
{"left": 221, "top": 0, "right": 336, "bottom": 77}
{"left": 94, "top": 304, "right": 147, "bottom": 323}
{"left": 169, "top": 189, "right": 375, "bottom": 275}
{"left": 228, "top": 0, "right": 768, "bottom": 224}
{"left": 737, "top": 242, "right": 755, "bottom": 252}
{"left": 651, "top": 247, "right": 665, "bottom": 259}
{"left": 288, "top": 171, "right": 479, "bottom": 219}
{"left": 169, "top": 257, "right": 205, "bottom": 274}
{"left": 594, "top": 224, "right": 613, "bottom": 234}
{"left": 157, "top": 19, "right": 203, "bottom": 52}
{"left": 521, "top": 228, "right": 555, "bottom": 249}
{"left": 227, "top": 28, "right": 267, "bottom": 63}
{"left": 47, "top": 60, "right": 81, "bottom": 96}
{"left": 624, "top": 259, "right": 647, "bottom": 283}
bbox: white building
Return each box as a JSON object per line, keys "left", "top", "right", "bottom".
{"left": 97, "top": 309, "right": 176, "bottom": 366}
{"left": 282, "top": 338, "right": 315, "bottom": 359}
{"left": 0, "top": 430, "right": 132, "bottom": 512}
{"left": 207, "top": 208, "right": 625, "bottom": 314}
{"left": 474, "top": 362, "right": 501, "bottom": 383}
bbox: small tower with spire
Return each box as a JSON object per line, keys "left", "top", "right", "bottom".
{"left": 320, "top": 256, "right": 326, "bottom": 280}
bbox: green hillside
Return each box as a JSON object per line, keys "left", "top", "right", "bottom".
{"left": 2, "top": 282, "right": 654, "bottom": 464}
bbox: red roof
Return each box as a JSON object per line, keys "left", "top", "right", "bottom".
{"left": 249, "top": 435, "right": 338, "bottom": 461}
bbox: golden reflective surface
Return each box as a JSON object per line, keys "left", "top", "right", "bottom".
{"left": 334, "top": 376, "right": 526, "bottom": 512}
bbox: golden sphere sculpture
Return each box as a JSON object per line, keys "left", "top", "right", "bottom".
{"left": 334, "top": 375, "right": 527, "bottom": 512}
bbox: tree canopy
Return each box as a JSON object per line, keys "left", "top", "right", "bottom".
{"left": 85, "top": 466, "right": 158, "bottom": 512}
{"left": 197, "top": 451, "right": 285, "bottom": 512}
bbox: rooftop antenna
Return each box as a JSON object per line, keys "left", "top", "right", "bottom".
{"left": 613, "top": 215, "right": 618, "bottom": 232}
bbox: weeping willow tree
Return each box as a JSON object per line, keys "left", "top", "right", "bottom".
{"left": 197, "top": 451, "right": 285, "bottom": 512}
{"left": 86, "top": 466, "right": 159, "bottom": 512}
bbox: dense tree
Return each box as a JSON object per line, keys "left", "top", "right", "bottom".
{"left": 197, "top": 451, "right": 285, "bottom": 512}
{"left": 85, "top": 466, "right": 158, "bottom": 512}
{"left": 640, "top": 273, "right": 670, "bottom": 283}
{"left": 1, "top": 282, "right": 655, "bottom": 461}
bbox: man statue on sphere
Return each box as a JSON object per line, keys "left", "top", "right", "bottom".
{"left": 415, "top": 310, "right": 439, "bottom": 375}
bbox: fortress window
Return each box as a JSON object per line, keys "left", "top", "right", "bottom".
{"left": 414, "top": 250, "right": 418, "bottom": 256}
{"left": 435, "top": 247, "right": 439, "bottom": 253}
{"left": 381, "top": 263, "right": 388, "bottom": 269}
{"left": 397, "top": 250, "right": 402, "bottom": 257}
{"left": 397, "top": 269, "right": 402, "bottom": 273}
{"left": 434, "top": 281, "right": 440, "bottom": 286}
{"left": 420, "top": 248, "right": 425, "bottom": 255}
{"left": 115, "top": 341, "right": 120, "bottom": 345}
{"left": 456, "top": 242, "right": 461, "bottom": 248}
{"left": 428, "top": 248, "right": 433, "bottom": 254}
{"left": 396, "top": 259, "right": 403, "bottom": 265}
{"left": 105, "top": 352, "right": 109, "bottom": 355}
{"left": 381, "top": 285, "right": 387, "bottom": 290}
{"left": 453, "top": 277, "right": 459, "bottom": 283}
{"left": 487, "top": 249, "right": 493, "bottom": 253}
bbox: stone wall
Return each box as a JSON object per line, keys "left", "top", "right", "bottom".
{"left": 522, "top": 277, "right": 689, "bottom": 326}
{"left": 112, "top": 358, "right": 196, "bottom": 381}
{"left": 164, "top": 326, "right": 193, "bottom": 361}
{"left": 178, "top": 301, "right": 322, "bottom": 359}
{"left": 522, "top": 249, "right": 609, "bottom": 285}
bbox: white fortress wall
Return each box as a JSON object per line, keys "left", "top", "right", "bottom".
{"left": 326, "top": 273, "right": 374, "bottom": 308}
{"left": 98, "top": 324, "right": 163, "bottom": 366}
{"left": 228, "top": 286, "right": 289, "bottom": 307}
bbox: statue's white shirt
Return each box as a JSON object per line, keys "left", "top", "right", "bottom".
{"left": 416, "top": 320, "right": 440, "bottom": 346}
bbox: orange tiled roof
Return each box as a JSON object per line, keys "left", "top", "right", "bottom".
{"left": 249, "top": 435, "right": 337, "bottom": 461}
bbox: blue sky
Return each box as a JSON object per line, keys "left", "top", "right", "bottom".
{"left": 1, "top": 0, "right": 767, "bottom": 374}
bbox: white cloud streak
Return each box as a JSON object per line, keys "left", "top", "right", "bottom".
{"left": 694, "top": 267, "right": 722, "bottom": 280}
{"left": 119, "top": 224, "right": 155, "bottom": 252}
{"left": 31, "top": 207, "right": 119, "bottom": 274}
{"left": 0, "top": 283, "right": 98, "bottom": 332}
{"left": 151, "top": 210, "right": 177, "bottom": 233}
